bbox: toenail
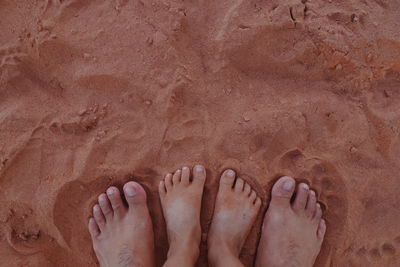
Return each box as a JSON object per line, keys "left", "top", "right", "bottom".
{"left": 227, "top": 170, "right": 235, "bottom": 177}
{"left": 125, "top": 185, "right": 137, "bottom": 197}
{"left": 93, "top": 205, "right": 100, "bottom": 211}
{"left": 195, "top": 165, "right": 204, "bottom": 172}
{"left": 301, "top": 183, "right": 309, "bottom": 190}
{"left": 183, "top": 166, "right": 189, "bottom": 171}
{"left": 283, "top": 179, "right": 294, "bottom": 191}
{"left": 310, "top": 190, "right": 316, "bottom": 196}
{"left": 106, "top": 188, "right": 115, "bottom": 195}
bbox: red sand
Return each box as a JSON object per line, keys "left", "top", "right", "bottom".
{"left": 1, "top": 0, "right": 400, "bottom": 266}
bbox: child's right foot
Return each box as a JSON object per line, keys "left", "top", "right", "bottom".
{"left": 255, "top": 176, "right": 326, "bottom": 267}
{"left": 158, "top": 165, "right": 207, "bottom": 267}
{"left": 208, "top": 169, "right": 262, "bottom": 267}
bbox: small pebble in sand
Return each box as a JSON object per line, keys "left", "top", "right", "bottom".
{"left": 243, "top": 115, "right": 251, "bottom": 122}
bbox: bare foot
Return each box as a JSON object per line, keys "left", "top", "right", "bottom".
{"left": 158, "top": 165, "right": 206, "bottom": 267}
{"left": 255, "top": 176, "right": 326, "bottom": 267}
{"left": 208, "top": 169, "right": 262, "bottom": 267}
{"left": 88, "top": 182, "right": 154, "bottom": 267}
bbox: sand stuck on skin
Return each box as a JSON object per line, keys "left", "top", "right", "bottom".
{"left": 0, "top": 0, "right": 400, "bottom": 266}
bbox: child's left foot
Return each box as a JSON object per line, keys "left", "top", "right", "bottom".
{"left": 158, "top": 165, "right": 207, "bottom": 266}
{"left": 88, "top": 182, "right": 154, "bottom": 267}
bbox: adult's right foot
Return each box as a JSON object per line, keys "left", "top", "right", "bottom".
{"left": 208, "top": 169, "right": 262, "bottom": 267}
{"left": 255, "top": 176, "right": 326, "bottom": 267}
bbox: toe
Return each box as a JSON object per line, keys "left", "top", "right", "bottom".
{"left": 305, "top": 190, "right": 317, "bottom": 218}
{"left": 254, "top": 197, "right": 262, "bottom": 207}
{"left": 172, "top": 169, "right": 181, "bottom": 185}
{"left": 88, "top": 218, "right": 100, "bottom": 239}
{"left": 249, "top": 190, "right": 257, "bottom": 202}
{"left": 98, "top": 193, "right": 113, "bottom": 220}
{"left": 93, "top": 204, "right": 106, "bottom": 230}
{"left": 244, "top": 183, "right": 251, "bottom": 195}
{"left": 123, "top": 181, "right": 148, "bottom": 206}
{"left": 158, "top": 180, "right": 166, "bottom": 198}
{"left": 317, "top": 219, "right": 327, "bottom": 240}
{"left": 270, "top": 176, "right": 295, "bottom": 208}
{"left": 293, "top": 183, "right": 309, "bottom": 212}
{"left": 164, "top": 173, "right": 173, "bottom": 191}
{"left": 234, "top": 177, "right": 245, "bottom": 193}
{"left": 192, "top": 165, "right": 206, "bottom": 186}
{"left": 220, "top": 169, "right": 236, "bottom": 189}
{"left": 313, "top": 203, "right": 323, "bottom": 223}
{"left": 106, "top": 186, "right": 126, "bottom": 218}
{"left": 181, "top": 166, "right": 191, "bottom": 185}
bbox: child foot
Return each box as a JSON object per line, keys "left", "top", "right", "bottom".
{"left": 158, "top": 165, "right": 207, "bottom": 266}
{"left": 208, "top": 169, "right": 262, "bottom": 267}
{"left": 255, "top": 176, "right": 326, "bottom": 267}
{"left": 88, "top": 182, "right": 154, "bottom": 267}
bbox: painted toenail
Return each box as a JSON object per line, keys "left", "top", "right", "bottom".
{"left": 301, "top": 183, "right": 309, "bottom": 190}
{"left": 94, "top": 205, "right": 100, "bottom": 211}
{"left": 283, "top": 179, "right": 294, "bottom": 191}
{"left": 125, "top": 185, "right": 137, "bottom": 197}
{"left": 183, "top": 166, "right": 189, "bottom": 171}
{"left": 195, "top": 165, "right": 204, "bottom": 172}
{"left": 227, "top": 170, "right": 235, "bottom": 177}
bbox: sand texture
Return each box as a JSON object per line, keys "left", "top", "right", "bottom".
{"left": 1, "top": 0, "right": 400, "bottom": 266}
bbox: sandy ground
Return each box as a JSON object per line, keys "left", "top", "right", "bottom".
{"left": 1, "top": 0, "right": 400, "bottom": 266}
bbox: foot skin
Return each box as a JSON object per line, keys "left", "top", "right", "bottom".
{"left": 208, "top": 169, "right": 262, "bottom": 267}
{"left": 88, "top": 182, "right": 154, "bottom": 267}
{"left": 158, "top": 165, "right": 207, "bottom": 267}
{"left": 255, "top": 176, "right": 327, "bottom": 267}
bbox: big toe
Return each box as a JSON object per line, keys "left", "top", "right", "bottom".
{"left": 270, "top": 176, "right": 295, "bottom": 208}
{"left": 123, "top": 181, "right": 148, "bottom": 206}
{"left": 220, "top": 169, "right": 236, "bottom": 189}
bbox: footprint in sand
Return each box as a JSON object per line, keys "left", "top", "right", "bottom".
{"left": 2, "top": 202, "right": 54, "bottom": 256}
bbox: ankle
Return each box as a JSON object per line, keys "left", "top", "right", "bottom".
{"left": 167, "top": 240, "right": 200, "bottom": 266}
{"left": 208, "top": 240, "right": 240, "bottom": 267}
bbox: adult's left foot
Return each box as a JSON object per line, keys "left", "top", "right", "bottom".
{"left": 158, "top": 165, "right": 206, "bottom": 267}
{"left": 88, "top": 182, "right": 154, "bottom": 267}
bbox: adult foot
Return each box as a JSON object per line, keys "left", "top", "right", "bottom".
{"left": 158, "top": 165, "right": 206, "bottom": 267}
{"left": 255, "top": 176, "right": 326, "bottom": 267}
{"left": 88, "top": 182, "right": 154, "bottom": 267}
{"left": 208, "top": 169, "right": 262, "bottom": 267}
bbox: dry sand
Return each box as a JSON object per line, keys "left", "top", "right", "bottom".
{"left": 1, "top": 0, "right": 400, "bottom": 266}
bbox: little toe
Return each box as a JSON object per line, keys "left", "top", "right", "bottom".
{"left": 313, "top": 203, "right": 323, "bottom": 223}
{"left": 249, "top": 190, "right": 257, "bottom": 202}
{"left": 192, "top": 165, "right": 206, "bottom": 186}
{"left": 254, "top": 197, "right": 262, "bottom": 207}
{"left": 293, "top": 183, "right": 309, "bottom": 212}
{"left": 234, "top": 178, "right": 245, "bottom": 193}
{"left": 244, "top": 183, "right": 251, "bottom": 195}
{"left": 172, "top": 169, "right": 181, "bottom": 185}
{"left": 123, "top": 181, "right": 148, "bottom": 206}
{"left": 88, "top": 218, "right": 100, "bottom": 239}
{"left": 158, "top": 180, "right": 166, "bottom": 198}
{"left": 164, "top": 173, "right": 173, "bottom": 191}
{"left": 270, "top": 176, "right": 295, "bottom": 208}
{"left": 106, "top": 186, "right": 126, "bottom": 218}
{"left": 181, "top": 166, "right": 191, "bottom": 185}
{"left": 93, "top": 204, "right": 106, "bottom": 230}
{"left": 220, "top": 169, "right": 236, "bottom": 189}
{"left": 305, "top": 190, "right": 317, "bottom": 218}
{"left": 98, "top": 193, "right": 113, "bottom": 220}
{"left": 317, "top": 219, "right": 327, "bottom": 240}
